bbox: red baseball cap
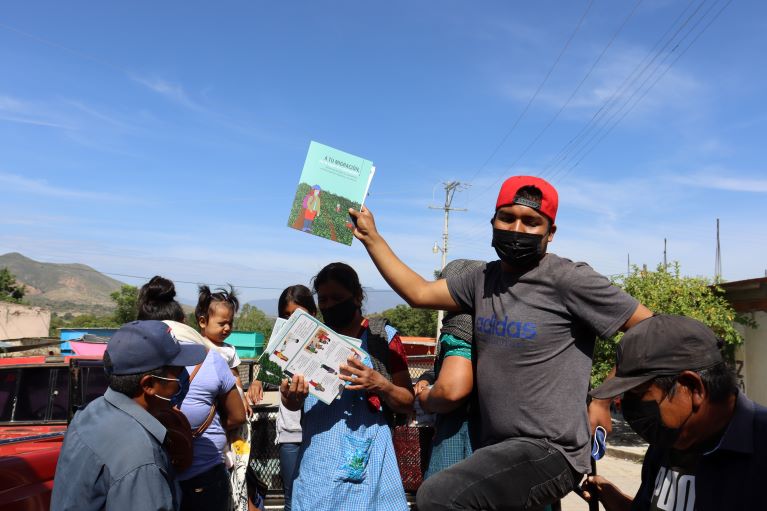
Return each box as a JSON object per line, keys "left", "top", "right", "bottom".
{"left": 495, "top": 176, "right": 558, "bottom": 223}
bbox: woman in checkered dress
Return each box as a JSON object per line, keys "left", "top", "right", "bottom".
{"left": 281, "top": 263, "right": 413, "bottom": 511}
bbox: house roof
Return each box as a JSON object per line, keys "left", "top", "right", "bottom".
{"left": 717, "top": 277, "right": 767, "bottom": 313}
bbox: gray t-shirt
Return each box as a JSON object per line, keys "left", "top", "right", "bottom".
{"left": 446, "top": 253, "right": 638, "bottom": 473}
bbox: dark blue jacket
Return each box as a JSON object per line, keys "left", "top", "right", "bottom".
{"left": 632, "top": 392, "right": 767, "bottom": 510}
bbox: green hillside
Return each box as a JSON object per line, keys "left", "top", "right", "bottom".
{"left": 0, "top": 252, "right": 125, "bottom": 315}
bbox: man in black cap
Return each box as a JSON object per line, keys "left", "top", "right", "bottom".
{"left": 51, "top": 320, "right": 207, "bottom": 511}
{"left": 584, "top": 314, "right": 767, "bottom": 510}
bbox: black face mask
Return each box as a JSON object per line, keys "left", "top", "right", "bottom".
{"left": 621, "top": 393, "right": 682, "bottom": 448}
{"left": 491, "top": 228, "right": 545, "bottom": 268}
{"left": 321, "top": 298, "right": 359, "bottom": 330}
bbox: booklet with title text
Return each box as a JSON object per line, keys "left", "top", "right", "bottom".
{"left": 287, "top": 141, "right": 375, "bottom": 246}
{"left": 255, "top": 309, "right": 370, "bottom": 404}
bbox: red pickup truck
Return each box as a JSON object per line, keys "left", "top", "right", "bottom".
{"left": 0, "top": 356, "right": 106, "bottom": 510}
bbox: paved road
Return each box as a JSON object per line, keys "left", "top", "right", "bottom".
{"left": 561, "top": 452, "right": 644, "bottom": 511}
{"left": 561, "top": 416, "right": 648, "bottom": 510}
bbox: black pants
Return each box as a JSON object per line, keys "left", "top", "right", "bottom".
{"left": 179, "top": 463, "right": 232, "bottom": 511}
{"left": 416, "top": 437, "right": 580, "bottom": 511}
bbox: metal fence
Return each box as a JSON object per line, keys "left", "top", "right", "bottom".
{"left": 406, "top": 355, "right": 436, "bottom": 382}
{"left": 249, "top": 405, "right": 284, "bottom": 491}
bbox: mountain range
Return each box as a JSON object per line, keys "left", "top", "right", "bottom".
{"left": 248, "top": 289, "right": 405, "bottom": 317}
{"left": 0, "top": 252, "right": 406, "bottom": 316}
{"left": 0, "top": 252, "right": 124, "bottom": 315}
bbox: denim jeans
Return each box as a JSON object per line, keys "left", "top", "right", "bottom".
{"left": 416, "top": 437, "right": 579, "bottom": 511}
{"left": 179, "top": 464, "right": 232, "bottom": 511}
{"left": 280, "top": 442, "right": 302, "bottom": 511}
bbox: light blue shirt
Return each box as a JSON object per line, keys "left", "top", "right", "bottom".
{"left": 178, "top": 349, "right": 236, "bottom": 480}
{"left": 51, "top": 388, "right": 179, "bottom": 511}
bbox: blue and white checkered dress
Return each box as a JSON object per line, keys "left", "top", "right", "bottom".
{"left": 290, "top": 327, "right": 408, "bottom": 511}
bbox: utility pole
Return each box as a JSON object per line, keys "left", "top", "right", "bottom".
{"left": 715, "top": 218, "right": 722, "bottom": 283}
{"left": 627, "top": 253, "right": 630, "bottom": 276}
{"left": 430, "top": 181, "right": 468, "bottom": 340}
{"left": 663, "top": 238, "right": 667, "bottom": 268}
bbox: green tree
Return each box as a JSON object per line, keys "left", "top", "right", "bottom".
{"left": 375, "top": 304, "right": 438, "bottom": 337}
{"left": 66, "top": 313, "right": 118, "bottom": 328}
{"left": 592, "top": 262, "right": 753, "bottom": 386}
{"left": 235, "top": 304, "right": 275, "bottom": 337}
{"left": 186, "top": 312, "right": 200, "bottom": 330}
{"left": 0, "top": 267, "right": 26, "bottom": 303}
{"left": 110, "top": 285, "right": 138, "bottom": 325}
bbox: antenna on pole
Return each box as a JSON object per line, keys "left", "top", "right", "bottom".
{"left": 429, "top": 181, "right": 469, "bottom": 339}
{"left": 715, "top": 218, "right": 722, "bottom": 283}
{"left": 663, "top": 238, "right": 667, "bottom": 269}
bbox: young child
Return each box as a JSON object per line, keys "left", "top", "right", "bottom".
{"left": 195, "top": 285, "right": 250, "bottom": 416}
{"left": 196, "top": 285, "right": 259, "bottom": 510}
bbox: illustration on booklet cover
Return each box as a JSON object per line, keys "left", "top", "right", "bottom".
{"left": 287, "top": 141, "right": 375, "bottom": 246}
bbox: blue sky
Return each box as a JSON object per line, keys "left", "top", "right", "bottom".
{"left": 1, "top": 1, "right": 765, "bottom": 307}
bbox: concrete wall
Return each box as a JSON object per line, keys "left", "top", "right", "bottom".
{"left": 734, "top": 310, "right": 767, "bottom": 406}
{"left": 0, "top": 302, "right": 51, "bottom": 341}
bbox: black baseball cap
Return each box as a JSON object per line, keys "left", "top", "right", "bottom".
{"left": 590, "top": 314, "right": 723, "bottom": 399}
{"left": 106, "top": 320, "right": 206, "bottom": 375}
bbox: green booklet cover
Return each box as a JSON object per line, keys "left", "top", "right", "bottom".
{"left": 287, "top": 141, "right": 375, "bottom": 246}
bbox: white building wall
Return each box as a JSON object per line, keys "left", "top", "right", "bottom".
{"left": 734, "top": 310, "right": 767, "bottom": 406}
{"left": 0, "top": 302, "right": 51, "bottom": 341}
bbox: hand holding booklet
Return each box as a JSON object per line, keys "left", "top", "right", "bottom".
{"left": 255, "top": 309, "right": 371, "bottom": 404}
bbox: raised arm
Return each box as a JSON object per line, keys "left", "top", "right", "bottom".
{"left": 349, "top": 207, "right": 461, "bottom": 311}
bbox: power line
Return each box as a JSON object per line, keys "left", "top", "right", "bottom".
{"left": 455, "top": 1, "right": 645, "bottom": 244}
{"left": 460, "top": 0, "right": 732, "bottom": 239}
{"left": 504, "top": 0, "right": 644, "bottom": 173}
{"left": 13, "top": 259, "right": 397, "bottom": 293}
{"left": 0, "top": 21, "right": 135, "bottom": 77}
{"left": 467, "top": 0, "right": 644, "bottom": 206}
{"left": 466, "top": 0, "right": 595, "bottom": 184}
{"left": 551, "top": 0, "right": 733, "bottom": 183}
{"left": 539, "top": 0, "right": 702, "bottom": 179}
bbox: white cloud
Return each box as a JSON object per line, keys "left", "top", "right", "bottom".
{"left": 499, "top": 43, "right": 705, "bottom": 121}
{"left": 0, "top": 172, "right": 122, "bottom": 201}
{"left": 0, "top": 95, "right": 75, "bottom": 130}
{"left": 672, "top": 169, "right": 767, "bottom": 193}
{"left": 131, "top": 75, "right": 206, "bottom": 112}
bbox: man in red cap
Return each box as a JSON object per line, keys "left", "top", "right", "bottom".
{"left": 349, "top": 176, "right": 652, "bottom": 510}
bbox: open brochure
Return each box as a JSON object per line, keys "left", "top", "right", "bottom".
{"left": 255, "top": 309, "right": 370, "bottom": 404}
{"left": 287, "top": 140, "right": 376, "bottom": 246}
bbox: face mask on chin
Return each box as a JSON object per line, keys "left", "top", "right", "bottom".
{"left": 321, "top": 298, "right": 359, "bottom": 331}
{"left": 491, "top": 228, "right": 545, "bottom": 268}
{"left": 621, "top": 391, "right": 686, "bottom": 448}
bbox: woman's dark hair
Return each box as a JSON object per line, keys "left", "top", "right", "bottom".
{"left": 195, "top": 284, "right": 240, "bottom": 322}
{"left": 312, "top": 262, "right": 365, "bottom": 303}
{"left": 137, "top": 276, "right": 185, "bottom": 322}
{"left": 278, "top": 285, "right": 318, "bottom": 319}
